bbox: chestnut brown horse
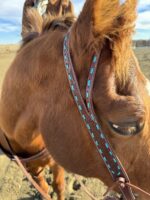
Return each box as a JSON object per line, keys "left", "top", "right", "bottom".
{"left": 0, "top": 0, "right": 150, "bottom": 199}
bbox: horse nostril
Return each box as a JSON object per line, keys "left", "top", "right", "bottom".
{"left": 109, "top": 121, "right": 145, "bottom": 136}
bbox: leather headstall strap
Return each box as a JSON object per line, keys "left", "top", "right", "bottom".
{"left": 0, "top": 131, "right": 51, "bottom": 200}
{"left": 63, "top": 33, "right": 135, "bottom": 200}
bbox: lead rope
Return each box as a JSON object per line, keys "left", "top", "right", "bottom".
{"left": 74, "top": 175, "right": 99, "bottom": 200}
{"left": 14, "top": 155, "right": 51, "bottom": 200}
{"left": 75, "top": 175, "right": 150, "bottom": 200}
{"left": 126, "top": 183, "right": 150, "bottom": 198}
{"left": 0, "top": 132, "right": 52, "bottom": 200}
{"left": 104, "top": 178, "right": 150, "bottom": 199}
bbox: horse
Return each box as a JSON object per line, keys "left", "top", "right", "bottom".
{"left": 0, "top": 0, "right": 150, "bottom": 199}
{"left": 22, "top": 0, "right": 74, "bottom": 38}
{"left": 0, "top": 10, "right": 76, "bottom": 200}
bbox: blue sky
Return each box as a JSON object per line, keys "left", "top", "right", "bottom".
{"left": 0, "top": 0, "right": 149, "bottom": 44}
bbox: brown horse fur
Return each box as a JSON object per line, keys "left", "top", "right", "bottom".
{"left": 0, "top": 0, "right": 150, "bottom": 199}
{"left": 21, "top": 0, "right": 74, "bottom": 38}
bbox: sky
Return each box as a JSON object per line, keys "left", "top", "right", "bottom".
{"left": 0, "top": 0, "right": 149, "bottom": 44}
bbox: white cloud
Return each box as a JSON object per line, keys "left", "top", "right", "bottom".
{"left": 0, "top": 0, "right": 24, "bottom": 17}
{"left": 136, "top": 11, "right": 150, "bottom": 30}
{"left": 0, "top": 23, "right": 19, "bottom": 32}
{"left": 138, "top": 0, "right": 150, "bottom": 8}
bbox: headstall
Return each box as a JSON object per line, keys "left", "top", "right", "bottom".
{"left": 63, "top": 33, "right": 135, "bottom": 200}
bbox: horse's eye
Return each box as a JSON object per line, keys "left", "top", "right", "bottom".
{"left": 109, "top": 121, "right": 145, "bottom": 136}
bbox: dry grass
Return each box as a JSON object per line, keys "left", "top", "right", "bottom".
{"left": 134, "top": 47, "right": 150, "bottom": 79}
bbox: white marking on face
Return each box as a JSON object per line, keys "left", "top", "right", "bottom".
{"left": 146, "top": 79, "right": 150, "bottom": 96}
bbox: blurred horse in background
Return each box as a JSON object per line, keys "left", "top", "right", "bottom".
{"left": 22, "top": 0, "right": 74, "bottom": 38}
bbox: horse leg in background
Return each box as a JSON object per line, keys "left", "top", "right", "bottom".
{"left": 26, "top": 156, "right": 65, "bottom": 199}
{"left": 28, "top": 165, "right": 50, "bottom": 194}
{"left": 51, "top": 163, "right": 65, "bottom": 200}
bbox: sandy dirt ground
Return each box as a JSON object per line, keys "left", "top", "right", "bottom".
{"left": 0, "top": 45, "right": 149, "bottom": 200}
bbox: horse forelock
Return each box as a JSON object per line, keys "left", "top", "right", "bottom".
{"left": 92, "top": 0, "right": 137, "bottom": 86}
{"left": 111, "top": 34, "right": 133, "bottom": 86}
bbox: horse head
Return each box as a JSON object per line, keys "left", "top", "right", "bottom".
{"left": 66, "top": 0, "right": 150, "bottom": 198}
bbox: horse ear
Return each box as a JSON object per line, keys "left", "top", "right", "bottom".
{"left": 93, "top": 0, "right": 121, "bottom": 39}
{"left": 92, "top": 0, "right": 138, "bottom": 86}
{"left": 117, "top": 0, "right": 137, "bottom": 35}
{"left": 110, "top": 0, "right": 138, "bottom": 86}
{"left": 93, "top": 0, "right": 137, "bottom": 40}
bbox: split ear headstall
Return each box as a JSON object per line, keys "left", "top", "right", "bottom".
{"left": 63, "top": 33, "right": 135, "bottom": 200}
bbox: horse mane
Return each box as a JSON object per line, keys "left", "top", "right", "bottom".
{"left": 21, "top": 8, "right": 75, "bottom": 48}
